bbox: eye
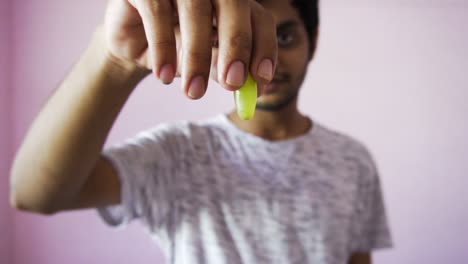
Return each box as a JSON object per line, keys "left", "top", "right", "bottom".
{"left": 277, "top": 31, "right": 294, "bottom": 47}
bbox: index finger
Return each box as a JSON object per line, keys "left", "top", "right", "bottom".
{"left": 177, "top": 0, "right": 213, "bottom": 99}
{"left": 132, "top": 0, "right": 177, "bottom": 84}
{"left": 213, "top": 0, "right": 252, "bottom": 91}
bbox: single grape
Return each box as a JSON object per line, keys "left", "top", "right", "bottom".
{"left": 234, "top": 73, "right": 257, "bottom": 120}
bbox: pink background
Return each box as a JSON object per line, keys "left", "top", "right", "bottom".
{"left": 2, "top": 0, "right": 468, "bottom": 263}
{"left": 1, "top": 0, "right": 12, "bottom": 263}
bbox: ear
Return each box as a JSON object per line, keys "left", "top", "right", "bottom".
{"left": 308, "top": 27, "right": 320, "bottom": 61}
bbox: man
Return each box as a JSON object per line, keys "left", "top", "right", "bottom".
{"left": 10, "top": 0, "right": 392, "bottom": 263}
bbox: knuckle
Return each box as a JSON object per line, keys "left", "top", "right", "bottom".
{"left": 228, "top": 32, "right": 252, "bottom": 56}
{"left": 141, "top": 0, "right": 165, "bottom": 12}
{"left": 185, "top": 49, "right": 211, "bottom": 64}
{"left": 262, "top": 42, "right": 277, "bottom": 56}
{"left": 265, "top": 11, "right": 275, "bottom": 25}
{"left": 258, "top": 11, "right": 276, "bottom": 34}
{"left": 154, "top": 39, "right": 177, "bottom": 49}
{"left": 182, "top": 0, "right": 212, "bottom": 18}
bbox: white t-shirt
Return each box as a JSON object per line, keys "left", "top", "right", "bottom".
{"left": 96, "top": 114, "right": 393, "bottom": 264}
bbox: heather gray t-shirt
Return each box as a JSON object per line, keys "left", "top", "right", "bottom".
{"left": 96, "top": 114, "right": 392, "bottom": 264}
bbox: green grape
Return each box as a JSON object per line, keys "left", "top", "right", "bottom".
{"left": 234, "top": 73, "right": 257, "bottom": 120}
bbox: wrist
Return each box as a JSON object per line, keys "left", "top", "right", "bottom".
{"left": 88, "top": 26, "right": 151, "bottom": 86}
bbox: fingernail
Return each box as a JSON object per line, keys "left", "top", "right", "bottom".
{"left": 188, "top": 76, "right": 205, "bottom": 99}
{"left": 226, "top": 61, "right": 245, "bottom": 87}
{"left": 257, "top": 59, "right": 273, "bottom": 81}
{"left": 159, "top": 64, "right": 175, "bottom": 84}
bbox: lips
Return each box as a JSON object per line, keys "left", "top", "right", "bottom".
{"left": 263, "top": 75, "right": 288, "bottom": 93}
{"left": 271, "top": 72, "right": 289, "bottom": 84}
{"left": 263, "top": 83, "right": 279, "bottom": 93}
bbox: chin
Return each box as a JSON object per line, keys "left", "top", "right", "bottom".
{"left": 256, "top": 97, "right": 293, "bottom": 112}
{"left": 256, "top": 90, "right": 299, "bottom": 111}
{"left": 256, "top": 96, "right": 281, "bottom": 108}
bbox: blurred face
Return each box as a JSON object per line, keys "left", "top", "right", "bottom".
{"left": 256, "top": 0, "right": 315, "bottom": 111}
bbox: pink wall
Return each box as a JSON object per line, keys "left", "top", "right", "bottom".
{"left": 7, "top": 0, "right": 468, "bottom": 264}
{"left": 1, "top": 0, "right": 12, "bottom": 263}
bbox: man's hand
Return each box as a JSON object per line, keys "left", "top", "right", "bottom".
{"left": 104, "top": 0, "right": 278, "bottom": 99}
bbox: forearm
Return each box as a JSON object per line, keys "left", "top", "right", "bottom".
{"left": 10, "top": 26, "right": 149, "bottom": 213}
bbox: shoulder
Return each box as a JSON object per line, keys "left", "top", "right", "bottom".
{"left": 317, "top": 124, "right": 372, "bottom": 156}
{"left": 316, "top": 123, "right": 377, "bottom": 174}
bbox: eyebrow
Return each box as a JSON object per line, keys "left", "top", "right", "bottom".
{"left": 277, "top": 20, "right": 299, "bottom": 31}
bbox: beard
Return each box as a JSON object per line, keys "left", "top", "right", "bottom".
{"left": 256, "top": 89, "right": 299, "bottom": 111}
{"left": 255, "top": 68, "right": 307, "bottom": 112}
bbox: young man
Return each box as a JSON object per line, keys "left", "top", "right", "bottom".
{"left": 10, "top": 0, "right": 392, "bottom": 263}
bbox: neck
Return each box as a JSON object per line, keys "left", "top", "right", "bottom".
{"left": 227, "top": 98, "right": 312, "bottom": 141}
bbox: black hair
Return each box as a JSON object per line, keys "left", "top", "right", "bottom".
{"left": 291, "top": 0, "right": 320, "bottom": 54}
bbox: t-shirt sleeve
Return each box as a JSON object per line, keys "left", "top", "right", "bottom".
{"left": 350, "top": 147, "right": 393, "bottom": 252}
{"left": 96, "top": 124, "right": 184, "bottom": 232}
